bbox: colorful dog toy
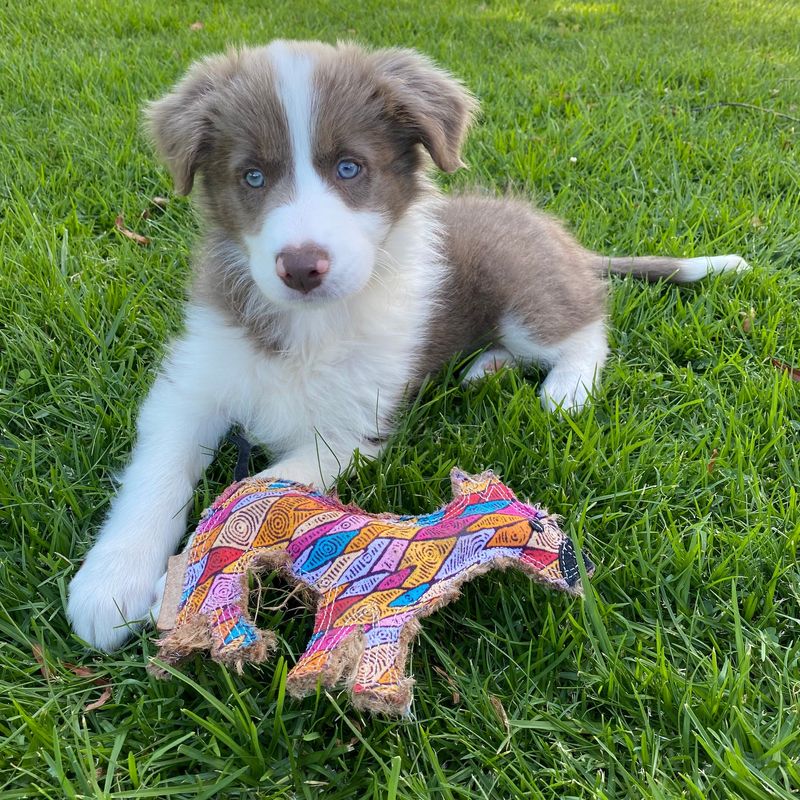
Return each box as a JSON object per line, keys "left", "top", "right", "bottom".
{"left": 152, "top": 468, "right": 595, "bottom": 715}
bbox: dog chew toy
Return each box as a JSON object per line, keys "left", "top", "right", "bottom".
{"left": 151, "top": 468, "right": 595, "bottom": 715}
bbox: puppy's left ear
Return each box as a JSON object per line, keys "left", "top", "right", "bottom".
{"left": 372, "top": 49, "right": 478, "bottom": 172}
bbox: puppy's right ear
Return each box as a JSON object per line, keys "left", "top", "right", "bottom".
{"left": 144, "top": 53, "right": 235, "bottom": 195}
{"left": 370, "top": 48, "right": 478, "bottom": 173}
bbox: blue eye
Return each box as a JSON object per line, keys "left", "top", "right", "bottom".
{"left": 244, "top": 169, "right": 265, "bottom": 188}
{"left": 336, "top": 159, "right": 361, "bottom": 180}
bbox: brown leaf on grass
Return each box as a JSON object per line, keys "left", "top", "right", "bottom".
{"left": 84, "top": 684, "right": 112, "bottom": 713}
{"left": 741, "top": 307, "right": 755, "bottom": 333}
{"left": 190, "top": 21, "right": 204, "bottom": 30}
{"left": 771, "top": 358, "right": 800, "bottom": 382}
{"left": 489, "top": 695, "right": 510, "bottom": 733}
{"left": 114, "top": 215, "right": 150, "bottom": 246}
{"left": 63, "top": 662, "right": 102, "bottom": 681}
{"left": 140, "top": 197, "right": 169, "bottom": 220}
{"left": 32, "top": 644, "right": 53, "bottom": 681}
{"left": 63, "top": 662, "right": 112, "bottom": 711}
{"left": 433, "top": 665, "right": 461, "bottom": 704}
{"left": 707, "top": 448, "right": 719, "bottom": 474}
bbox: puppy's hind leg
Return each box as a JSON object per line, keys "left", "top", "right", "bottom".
{"left": 539, "top": 321, "right": 608, "bottom": 412}
{"left": 461, "top": 347, "right": 514, "bottom": 385}
{"left": 501, "top": 315, "right": 609, "bottom": 413}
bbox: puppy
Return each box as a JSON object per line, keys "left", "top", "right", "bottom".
{"left": 67, "top": 40, "right": 748, "bottom": 651}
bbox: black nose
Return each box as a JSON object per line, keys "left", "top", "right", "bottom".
{"left": 276, "top": 245, "right": 330, "bottom": 293}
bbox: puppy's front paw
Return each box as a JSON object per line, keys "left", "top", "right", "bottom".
{"left": 67, "top": 543, "right": 165, "bottom": 652}
{"left": 540, "top": 369, "right": 592, "bottom": 413}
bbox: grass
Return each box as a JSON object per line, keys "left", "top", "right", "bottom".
{"left": 1, "top": 0, "right": 799, "bottom": 796}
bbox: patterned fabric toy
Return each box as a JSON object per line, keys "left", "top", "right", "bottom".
{"left": 152, "top": 468, "right": 595, "bottom": 715}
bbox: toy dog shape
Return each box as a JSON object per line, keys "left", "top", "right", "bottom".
{"left": 152, "top": 468, "right": 595, "bottom": 715}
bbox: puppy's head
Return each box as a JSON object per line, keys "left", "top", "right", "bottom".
{"left": 146, "top": 41, "right": 477, "bottom": 306}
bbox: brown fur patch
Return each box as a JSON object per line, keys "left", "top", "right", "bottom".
{"left": 416, "top": 193, "right": 608, "bottom": 378}
{"left": 602, "top": 255, "right": 690, "bottom": 281}
{"left": 147, "top": 47, "right": 296, "bottom": 350}
{"left": 191, "top": 234, "right": 282, "bottom": 350}
{"left": 312, "top": 47, "right": 424, "bottom": 221}
{"left": 146, "top": 49, "right": 289, "bottom": 200}
{"left": 310, "top": 44, "right": 477, "bottom": 223}
{"left": 366, "top": 49, "right": 477, "bottom": 173}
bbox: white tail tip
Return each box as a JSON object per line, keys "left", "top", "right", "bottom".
{"left": 675, "top": 254, "right": 751, "bottom": 283}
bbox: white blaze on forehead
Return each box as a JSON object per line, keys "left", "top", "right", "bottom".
{"left": 268, "top": 41, "right": 316, "bottom": 192}
{"left": 244, "top": 42, "right": 389, "bottom": 306}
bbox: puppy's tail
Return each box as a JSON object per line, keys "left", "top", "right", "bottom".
{"left": 600, "top": 254, "right": 750, "bottom": 283}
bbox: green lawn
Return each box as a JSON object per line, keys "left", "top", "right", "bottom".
{"left": 2, "top": 0, "right": 800, "bottom": 797}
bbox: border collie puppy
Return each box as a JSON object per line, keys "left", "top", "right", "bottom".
{"left": 67, "top": 41, "right": 748, "bottom": 650}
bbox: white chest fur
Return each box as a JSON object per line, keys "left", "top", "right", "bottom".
{"left": 171, "top": 201, "right": 443, "bottom": 458}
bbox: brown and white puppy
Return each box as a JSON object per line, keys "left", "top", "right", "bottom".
{"left": 67, "top": 40, "right": 748, "bottom": 650}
